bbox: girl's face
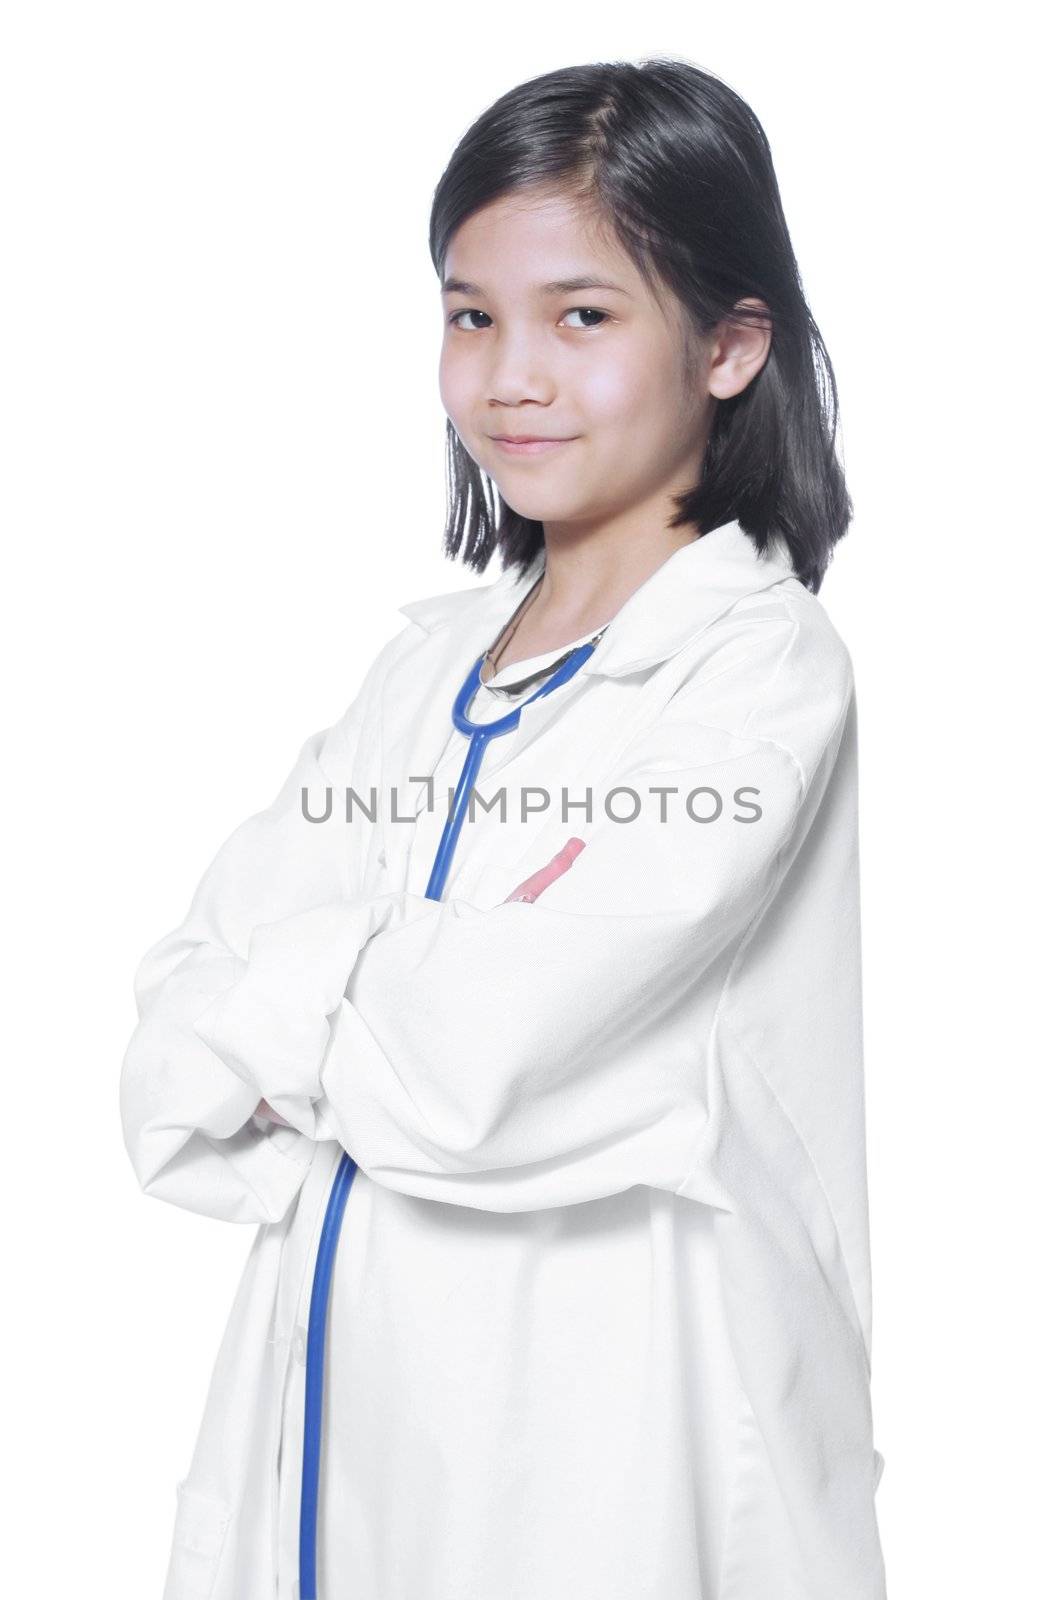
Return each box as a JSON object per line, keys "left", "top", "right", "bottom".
{"left": 439, "top": 187, "right": 727, "bottom": 541}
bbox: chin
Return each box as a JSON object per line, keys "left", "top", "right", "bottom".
{"left": 496, "top": 490, "right": 585, "bottom": 523}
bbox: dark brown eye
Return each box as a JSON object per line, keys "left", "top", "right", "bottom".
{"left": 562, "top": 308, "right": 610, "bottom": 329}
{"left": 448, "top": 309, "right": 492, "bottom": 330}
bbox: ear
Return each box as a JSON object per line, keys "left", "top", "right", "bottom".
{"left": 706, "top": 298, "right": 773, "bottom": 400}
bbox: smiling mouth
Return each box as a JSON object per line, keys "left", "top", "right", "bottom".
{"left": 490, "top": 436, "right": 577, "bottom": 455}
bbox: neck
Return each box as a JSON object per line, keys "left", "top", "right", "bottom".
{"left": 531, "top": 521, "right": 700, "bottom": 637}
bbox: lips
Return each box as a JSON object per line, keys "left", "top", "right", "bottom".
{"left": 490, "top": 435, "right": 576, "bottom": 456}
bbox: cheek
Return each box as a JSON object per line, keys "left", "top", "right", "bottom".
{"left": 578, "top": 346, "right": 668, "bottom": 428}
{"left": 438, "top": 345, "right": 475, "bottom": 423}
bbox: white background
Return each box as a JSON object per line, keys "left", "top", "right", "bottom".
{"left": 3, "top": 4, "right": 1051, "bottom": 1595}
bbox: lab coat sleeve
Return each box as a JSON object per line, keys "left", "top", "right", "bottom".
{"left": 194, "top": 629, "right": 855, "bottom": 1211}
{"left": 118, "top": 629, "right": 407, "bottom": 1224}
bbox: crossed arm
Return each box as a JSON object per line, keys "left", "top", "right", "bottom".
{"left": 121, "top": 614, "right": 848, "bottom": 1222}
{"left": 252, "top": 837, "right": 587, "bottom": 1129}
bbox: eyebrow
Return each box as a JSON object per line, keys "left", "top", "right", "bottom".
{"left": 441, "top": 274, "right": 632, "bottom": 298}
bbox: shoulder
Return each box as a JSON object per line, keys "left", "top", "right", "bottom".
{"left": 317, "top": 619, "right": 425, "bottom": 776}
{"left": 395, "top": 580, "right": 500, "bottom": 634}
{"left": 318, "top": 559, "right": 518, "bottom": 772}
{"left": 673, "top": 577, "right": 855, "bottom": 779}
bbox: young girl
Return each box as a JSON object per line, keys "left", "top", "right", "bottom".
{"left": 121, "top": 58, "right": 887, "bottom": 1600}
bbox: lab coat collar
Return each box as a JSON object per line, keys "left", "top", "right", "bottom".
{"left": 396, "top": 519, "right": 798, "bottom": 679}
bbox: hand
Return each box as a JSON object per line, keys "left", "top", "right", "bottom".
{"left": 503, "top": 837, "right": 586, "bottom": 904}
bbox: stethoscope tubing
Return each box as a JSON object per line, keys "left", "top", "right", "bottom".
{"left": 298, "top": 639, "right": 597, "bottom": 1597}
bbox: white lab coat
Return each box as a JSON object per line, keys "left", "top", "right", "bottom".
{"left": 120, "top": 519, "right": 887, "bottom": 1599}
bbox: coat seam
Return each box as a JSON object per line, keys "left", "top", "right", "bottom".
{"left": 675, "top": 752, "right": 808, "bottom": 1194}
{"left": 676, "top": 670, "right": 853, "bottom": 1198}
{"left": 702, "top": 674, "right": 868, "bottom": 1372}
{"left": 720, "top": 1012, "right": 871, "bottom": 1375}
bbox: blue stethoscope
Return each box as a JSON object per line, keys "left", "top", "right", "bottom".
{"left": 298, "top": 631, "right": 601, "bottom": 1597}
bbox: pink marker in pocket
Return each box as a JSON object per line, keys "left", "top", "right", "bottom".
{"left": 503, "top": 836, "right": 586, "bottom": 904}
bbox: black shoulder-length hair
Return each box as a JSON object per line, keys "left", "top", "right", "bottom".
{"left": 428, "top": 57, "right": 852, "bottom": 595}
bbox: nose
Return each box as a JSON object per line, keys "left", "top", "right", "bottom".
{"left": 485, "top": 328, "right": 557, "bottom": 407}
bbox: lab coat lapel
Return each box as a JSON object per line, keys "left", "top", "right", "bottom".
{"left": 378, "top": 573, "right": 538, "bottom": 887}
{"left": 466, "top": 511, "right": 794, "bottom": 781}
{"left": 578, "top": 519, "right": 797, "bottom": 679}
{"left": 374, "top": 633, "right": 468, "bottom": 889}
{"left": 491, "top": 522, "right": 797, "bottom": 779}
{"left": 461, "top": 673, "right": 594, "bottom": 787}
{"left": 382, "top": 520, "right": 799, "bottom": 891}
